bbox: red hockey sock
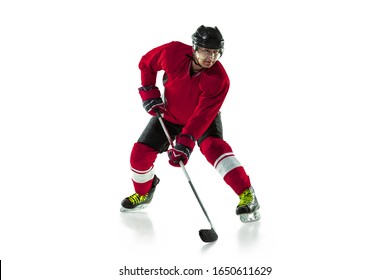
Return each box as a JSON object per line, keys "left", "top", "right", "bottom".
{"left": 200, "top": 137, "right": 251, "bottom": 195}
{"left": 223, "top": 167, "right": 251, "bottom": 195}
{"left": 130, "top": 142, "right": 158, "bottom": 195}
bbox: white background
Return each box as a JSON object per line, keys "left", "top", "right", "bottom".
{"left": 1, "top": 0, "right": 389, "bottom": 279}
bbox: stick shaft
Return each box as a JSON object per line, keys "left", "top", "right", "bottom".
{"left": 156, "top": 112, "right": 215, "bottom": 229}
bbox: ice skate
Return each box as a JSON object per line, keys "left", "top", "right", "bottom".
{"left": 120, "top": 176, "right": 160, "bottom": 212}
{"left": 236, "top": 187, "right": 260, "bottom": 223}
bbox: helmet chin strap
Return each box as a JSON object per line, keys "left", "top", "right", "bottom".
{"left": 186, "top": 53, "right": 203, "bottom": 68}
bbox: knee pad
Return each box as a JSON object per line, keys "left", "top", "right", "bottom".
{"left": 200, "top": 137, "right": 242, "bottom": 178}
{"left": 200, "top": 137, "right": 232, "bottom": 165}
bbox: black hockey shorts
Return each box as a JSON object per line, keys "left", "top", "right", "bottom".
{"left": 137, "top": 112, "right": 223, "bottom": 153}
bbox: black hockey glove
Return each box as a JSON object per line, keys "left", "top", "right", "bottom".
{"left": 168, "top": 134, "right": 196, "bottom": 167}
{"left": 139, "top": 86, "right": 165, "bottom": 116}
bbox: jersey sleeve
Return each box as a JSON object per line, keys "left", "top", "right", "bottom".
{"left": 138, "top": 42, "right": 171, "bottom": 86}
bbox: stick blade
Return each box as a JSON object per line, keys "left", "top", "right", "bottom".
{"left": 199, "top": 228, "right": 218, "bottom": 243}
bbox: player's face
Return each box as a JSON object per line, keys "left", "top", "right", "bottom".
{"left": 195, "top": 47, "right": 221, "bottom": 68}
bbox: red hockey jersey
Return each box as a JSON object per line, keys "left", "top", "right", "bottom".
{"left": 138, "top": 41, "right": 230, "bottom": 140}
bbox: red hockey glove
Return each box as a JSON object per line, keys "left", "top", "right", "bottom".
{"left": 168, "top": 134, "right": 196, "bottom": 167}
{"left": 139, "top": 86, "right": 165, "bottom": 116}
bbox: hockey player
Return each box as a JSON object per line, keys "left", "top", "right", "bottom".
{"left": 121, "top": 25, "right": 260, "bottom": 222}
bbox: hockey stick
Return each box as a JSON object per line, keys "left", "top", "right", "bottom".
{"left": 155, "top": 110, "right": 218, "bottom": 243}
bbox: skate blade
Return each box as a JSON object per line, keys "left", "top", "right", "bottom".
{"left": 240, "top": 210, "right": 260, "bottom": 223}
{"left": 120, "top": 204, "right": 148, "bottom": 213}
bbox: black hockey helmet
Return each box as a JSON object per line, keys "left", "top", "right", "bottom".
{"left": 192, "top": 25, "right": 224, "bottom": 54}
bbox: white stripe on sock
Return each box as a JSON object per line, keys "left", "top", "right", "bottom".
{"left": 215, "top": 154, "right": 241, "bottom": 178}
{"left": 131, "top": 166, "right": 155, "bottom": 183}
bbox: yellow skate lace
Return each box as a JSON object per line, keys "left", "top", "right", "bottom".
{"left": 128, "top": 193, "right": 148, "bottom": 205}
{"left": 238, "top": 189, "right": 253, "bottom": 207}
